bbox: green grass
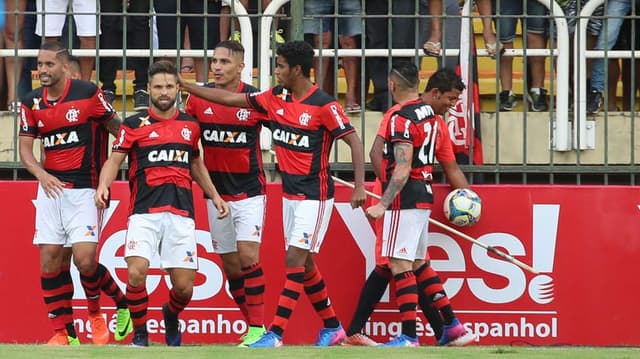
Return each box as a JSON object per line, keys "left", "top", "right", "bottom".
{"left": 1, "top": 345, "right": 639, "bottom": 359}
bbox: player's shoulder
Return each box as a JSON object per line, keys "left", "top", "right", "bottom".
{"left": 240, "top": 82, "right": 260, "bottom": 94}
{"left": 66, "top": 79, "right": 99, "bottom": 101}
{"left": 176, "top": 110, "right": 198, "bottom": 123}
{"left": 395, "top": 101, "right": 436, "bottom": 123}
{"left": 123, "top": 110, "right": 151, "bottom": 128}
{"left": 20, "top": 87, "right": 45, "bottom": 107}
{"left": 301, "top": 87, "right": 335, "bottom": 107}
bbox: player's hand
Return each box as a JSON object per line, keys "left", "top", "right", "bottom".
{"left": 94, "top": 186, "right": 110, "bottom": 209}
{"left": 39, "top": 172, "right": 65, "bottom": 198}
{"left": 365, "top": 203, "right": 386, "bottom": 220}
{"left": 177, "top": 74, "right": 188, "bottom": 89}
{"left": 351, "top": 184, "right": 366, "bottom": 209}
{"left": 213, "top": 197, "right": 229, "bottom": 219}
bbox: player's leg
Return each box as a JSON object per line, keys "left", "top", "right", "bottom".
{"left": 123, "top": 213, "right": 161, "bottom": 347}
{"left": 234, "top": 195, "right": 267, "bottom": 346}
{"left": 159, "top": 212, "right": 199, "bottom": 346}
{"left": 34, "top": 185, "right": 78, "bottom": 345}
{"left": 413, "top": 258, "right": 444, "bottom": 342}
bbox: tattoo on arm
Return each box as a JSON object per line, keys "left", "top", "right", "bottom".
{"left": 380, "top": 142, "right": 412, "bottom": 208}
{"left": 104, "top": 115, "right": 122, "bottom": 136}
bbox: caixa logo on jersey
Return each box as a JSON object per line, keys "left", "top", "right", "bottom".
{"left": 202, "top": 129, "right": 247, "bottom": 144}
{"left": 272, "top": 128, "right": 310, "bottom": 148}
{"left": 42, "top": 130, "right": 80, "bottom": 148}
{"left": 148, "top": 149, "right": 189, "bottom": 163}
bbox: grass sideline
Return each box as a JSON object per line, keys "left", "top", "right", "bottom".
{"left": 1, "top": 345, "right": 639, "bottom": 359}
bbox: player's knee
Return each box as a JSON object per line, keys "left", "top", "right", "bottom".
{"left": 73, "top": 255, "right": 97, "bottom": 275}
{"left": 171, "top": 281, "right": 193, "bottom": 299}
{"left": 126, "top": 264, "right": 148, "bottom": 287}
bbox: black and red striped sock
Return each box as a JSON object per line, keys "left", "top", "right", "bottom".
{"left": 228, "top": 273, "right": 249, "bottom": 321}
{"left": 167, "top": 288, "right": 192, "bottom": 315}
{"left": 270, "top": 266, "right": 304, "bottom": 337}
{"left": 415, "top": 263, "right": 454, "bottom": 324}
{"left": 41, "top": 269, "right": 74, "bottom": 335}
{"left": 126, "top": 283, "right": 148, "bottom": 330}
{"left": 96, "top": 263, "right": 127, "bottom": 308}
{"left": 346, "top": 265, "right": 391, "bottom": 336}
{"left": 304, "top": 265, "right": 339, "bottom": 329}
{"left": 394, "top": 271, "right": 417, "bottom": 339}
{"left": 79, "top": 263, "right": 102, "bottom": 313}
{"left": 242, "top": 263, "right": 265, "bottom": 327}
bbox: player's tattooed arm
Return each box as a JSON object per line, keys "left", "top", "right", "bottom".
{"left": 104, "top": 114, "right": 123, "bottom": 136}
{"left": 379, "top": 142, "right": 412, "bottom": 208}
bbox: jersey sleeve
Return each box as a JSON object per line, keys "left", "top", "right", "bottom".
{"left": 18, "top": 104, "right": 38, "bottom": 138}
{"left": 112, "top": 124, "right": 137, "bottom": 153}
{"left": 389, "top": 113, "right": 414, "bottom": 144}
{"left": 93, "top": 88, "right": 116, "bottom": 123}
{"left": 435, "top": 116, "right": 456, "bottom": 163}
{"left": 184, "top": 94, "right": 198, "bottom": 116}
{"left": 322, "top": 101, "right": 354, "bottom": 139}
{"left": 246, "top": 90, "right": 270, "bottom": 115}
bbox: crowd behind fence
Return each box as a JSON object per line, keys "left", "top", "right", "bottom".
{"left": 1, "top": 0, "right": 640, "bottom": 185}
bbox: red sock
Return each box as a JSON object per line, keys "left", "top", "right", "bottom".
{"left": 79, "top": 263, "right": 101, "bottom": 313}
{"left": 228, "top": 273, "right": 248, "bottom": 321}
{"left": 242, "top": 263, "right": 265, "bottom": 327}
{"left": 126, "top": 283, "right": 148, "bottom": 329}
{"left": 394, "top": 271, "right": 417, "bottom": 338}
{"left": 168, "top": 288, "right": 191, "bottom": 315}
{"left": 304, "top": 265, "right": 339, "bottom": 328}
{"left": 415, "top": 263, "right": 454, "bottom": 324}
{"left": 270, "top": 267, "right": 304, "bottom": 337}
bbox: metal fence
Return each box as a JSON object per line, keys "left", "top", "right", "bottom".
{"left": 1, "top": 0, "right": 639, "bottom": 185}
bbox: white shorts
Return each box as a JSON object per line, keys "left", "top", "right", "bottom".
{"left": 124, "top": 213, "right": 198, "bottom": 270}
{"left": 381, "top": 209, "right": 431, "bottom": 262}
{"left": 283, "top": 198, "right": 334, "bottom": 253}
{"left": 33, "top": 186, "right": 101, "bottom": 246}
{"left": 36, "top": 0, "right": 99, "bottom": 37}
{"left": 207, "top": 195, "right": 266, "bottom": 254}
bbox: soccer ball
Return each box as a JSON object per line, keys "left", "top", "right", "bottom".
{"left": 443, "top": 188, "right": 482, "bottom": 226}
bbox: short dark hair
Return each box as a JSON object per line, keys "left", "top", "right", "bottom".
{"left": 276, "top": 41, "right": 314, "bottom": 78}
{"left": 390, "top": 61, "right": 419, "bottom": 90}
{"left": 424, "top": 68, "right": 466, "bottom": 93}
{"left": 215, "top": 40, "right": 245, "bottom": 57}
{"left": 68, "top": 55, "right": 80, "bottom": 68}
{"left": 39, "top": 41, "right": 70, "bottom": 62}
{"left": 148, "top": 60, "right": 178, "bottom": 79}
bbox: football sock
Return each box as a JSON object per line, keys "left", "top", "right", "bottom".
{"left": 228, "top": 273, "right": 249, "bottom": 321}
{"left": 418, "top": 291, "right": 444, "bottom": 340}
{"left": 242, "top": 263, "right": 265, "bottom": 327}
{"left": 41, "top": 268, "right": 74, "bottom": 333}
{"left": 394, "top": 271, "right": 418, "bottom": 338}
{"left": 270, "top": 266, "right": 304, "bottom": 337}
{"left": 126, "top": 283, "right": 148, "bottom": 329}
{"left": 168, "top": 288, "right": 191, "bottom": 315}
{"left": 303, "top": 265, "right": 339, "bottom": 329}
{"left": 79, "top": 263, "right": 102, "bottom": 313}
{"left": 346, "top": 265, "right": 392, "bottom": 336}
{"left": 97, "top": 263, "right": 128, "bottom": 309}
{"left": 415, "top": 263, "right": 455, "bottom": 324}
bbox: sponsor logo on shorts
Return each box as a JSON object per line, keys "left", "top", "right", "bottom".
{"left": 298, "top": 232, "right": 313, "bottom": 245}
{"left": 398, "top": 247, "right": 408, "bottom": 255}
{"left": 127, "top": 240, "right": 136, "bottom": 250}
{"left": 183, "top": 250, "right": 195, "bottom": 263}
{"left": 85, "top": 225, "right": 97, "bottom": 237}
{"left": 251, "top": 225, "right": 261, "bottom": 236}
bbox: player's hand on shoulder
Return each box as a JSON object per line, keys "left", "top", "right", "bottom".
{"left": 351, "top": 185, "right": 366, "bottom": 209}
{"left": 38, "top": 172, "right": 65, "bottom": 199}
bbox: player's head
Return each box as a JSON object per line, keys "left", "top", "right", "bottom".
{"left": 211, "top": 40, "right": 245, "bottom": 88}
{"left": 147, "top": 60, "right": 179, "bottom": 112}
{"left": 422, "top": 68, "right": 465, "bottom": 115}
{"left": 275, "top": 41, "right": 314, "bottom": 86}
{"left": 37, "top": 41, "right": 70, "bottom": 88}
{"left": 388, "top": 61, "right": 419, "bottom": 99}
{"left": 66, "top": 55, "right": 82, "bottom": 80}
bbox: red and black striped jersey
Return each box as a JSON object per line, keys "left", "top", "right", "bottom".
{"left": 247, "top": 85, "right": 355, "bottom": 200}
{"left": 113, "top": 109, "right": 201, "bottom": 218}
{"left": 185, "top": 82, "right": 268, "bottom": 201}
{"left": 18, "top": 79, "right": 115, "bottom": 188}
{"left": 381, "top": 99, "right": 456, "bottom": 210}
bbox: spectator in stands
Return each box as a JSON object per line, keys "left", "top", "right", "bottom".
{"left": 98, "top": 0, "right": 151, "bottom": 110}
{"left": 154, "top": 0, "right": 221, "bottom": 85}
{"left": 304, "top": 0, "right": 362, "bottom": 113}
{"left": 365, "top": 0, "right": 428, "bottom": 113}
{"left": 220, "top": 0, "right": 284, "bottom": 44}
{"left": 17, "top": 0, "right": 39, "bottom": 99}
{"left": 495, "top": 1, "right": 549, "bottom": 112}
{"left": 587, "top": 0, "right": 632, "bottom": 114}
{"left": 35, "top": 0, "right": 97, "bottom": 81}
{"left": 2, "top": 0, "right": 26, "bottom": 111}
{"left": 615, "top": 13, "right": 640, "bottom": 111}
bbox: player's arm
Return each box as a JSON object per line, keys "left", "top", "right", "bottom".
{"left": 19, "top": 135, "right": 65, "bottom": 198}
{"left": 366, "top": 142, "right": 413, "bottom": 219}
{"left": 180, "top": 78, "right": 250, "bottom": 108}
{"left": 440, "top": 160, "right": 470, "bottom": 189}
{"left": 369, "top": 135, "right": 385, "bottom": 180}
{"left": 341, "top": 131, "right": 366, "bottom": 209}
{"left": 190, "top": 155, "right": 229, "bottom": 219}
{"left": 103, "top": 113, "right": 123, "bottom": 137}
{"left": 95, "top": 151, "right": 126, "bottom": 209}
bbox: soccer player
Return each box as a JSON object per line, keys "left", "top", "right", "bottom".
{"left": 184, "top": 40, "right": 270, "bottom": 347}
{"left": 365, "top": 62, "right": 475, "bottom": 346}
{"left": 180, "top": 40, "right": 366, "bottom": 347}
{"left": 95, "top": 60, "right": 229, "bottom": 347}
{"left": 343, "top": 67, "right": 475, "bottom": 346}
{"left": 18, "top": 41, "right": 132, "bottom": 346}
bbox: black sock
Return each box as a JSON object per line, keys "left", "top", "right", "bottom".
{"left": 346, "top": 265, "right": 391, "bottom": 336}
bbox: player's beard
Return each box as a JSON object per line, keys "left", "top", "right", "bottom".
{"left": 150, "top": 95, "right": 176, "bottom": 112}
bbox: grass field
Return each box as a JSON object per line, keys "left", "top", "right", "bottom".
{"left": 1, "top": 345, "right": 638, "bottom": 359}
